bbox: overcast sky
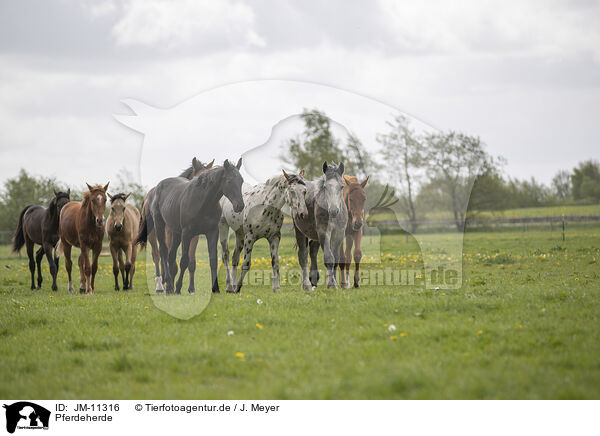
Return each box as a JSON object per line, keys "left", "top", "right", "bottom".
{"left": 1, "top": 0, "right": 599, "bottom": 189}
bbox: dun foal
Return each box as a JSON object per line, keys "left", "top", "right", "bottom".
{"left": 59, "top": 183, "right": 109, "bottom": 294}
{"left": 107, "top": 193, "right": 140, "bottom": 291}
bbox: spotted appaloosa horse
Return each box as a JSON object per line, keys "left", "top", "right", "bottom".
{"left": 139, "top": 158, "right": 213, "bottom": 292}
{"left": 59, "top": 183, "right": 109, "bottom": 294}
{"left": 106, "top": 193, "right": 141, "bottom": 291}
{"left": 338, "top": 175, "right": 369, "bottom": 288}
{"left": 219, "top": 170, "right": 309, "bottom": 293}
{"left": 12, "top": 189, "right": 71, "bottom": 290}
{"left": 293, "top": 162, "right": 347, "bottom": 291}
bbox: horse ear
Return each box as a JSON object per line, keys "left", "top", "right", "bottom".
{"left": 282, "top": 170, "right": 291, "bottom": 181}
{"left": 103, "top": 182, "right": 110, "bottom": 192}
{"left": 86, "top": 183, "right": 93, "bottom": 191}
{"left": 67, "top": 188, "right": 71, "bottom": 196}
{"left": 343, "top": 175, "right": 351, "bottom": 186}
{"left": 322, "top": 161, "right": 328, "bottom": 174}
{"left": 361, "top": 176, "right": 370, "bottom": 188}
{"left": 299, "top": 169, "right": 305, "bottom": 178}
{"left": 338, "top": 162, "right": 344, "bottom": 175}
{"left": 236, "top": 157, "right": 242, "bottom": 170}
{"left": 207, "top": 159, "right": 215, "bottom": 169}
{"left": 124, "top": 193, "right": 131, "bottom": 201}
{"left": 107, "top": 193, "right": 113, "bottom": 200}
{"left": 224, "top": 159, "right": 231, "bottom": 169}
{"left": 192, "top": 157, "right": 200, "bottom": 170}
{"left": 53, "top": 188, "right": 58, "bottom": 196}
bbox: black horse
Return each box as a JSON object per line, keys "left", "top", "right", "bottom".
{"left": 136, "top": 159, "right": 244, "bottom": 294}
{"left": 12, "top": 190, "right": 71, "bottom": 290}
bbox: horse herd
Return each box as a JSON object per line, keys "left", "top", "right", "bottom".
{"left": 12, "top": 158, "right": 370, "bottom": 295}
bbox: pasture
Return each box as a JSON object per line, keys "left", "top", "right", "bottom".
{"left": 0, "top": 225, "right": 599, "bottom": 399}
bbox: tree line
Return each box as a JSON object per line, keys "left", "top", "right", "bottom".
{"left": 283, "top": 109, "right": 600, "bottom": 231}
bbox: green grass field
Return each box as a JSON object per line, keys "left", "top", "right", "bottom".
{"left": 0, "top": 224, "right": 599, "bottom": 399}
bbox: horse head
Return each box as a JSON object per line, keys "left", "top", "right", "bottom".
{"left": 223, "top": 158, "right": 244, "bottom": 213}
{"left": 52, "top": 188, "right": 71, "bottom": 213}
{"left": 317, "top": 161, "right": 345, "bottom": 218}
{"left": 343, "top": 175, "right": 369, "bottom": 232}
{"left": 84, "top": 182, "right": 109, "bottom": 228}
{"left": 107, "top": 192, "right": 131, "bottom": 232}
{"left": 283, "top": 169, "right": 308, "bottom": 220}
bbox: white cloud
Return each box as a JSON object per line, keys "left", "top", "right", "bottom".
{"left": 110, "top": 0, "right": 266, "bottom": 49}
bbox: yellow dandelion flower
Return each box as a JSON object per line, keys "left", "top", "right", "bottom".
{"left": 256, "top": 323, "right": 263, "bottom": 329}
{"left": 235, "top": 352, "right": 245, "bottom": 360}
{"left": 19, "top": 306, "right": 25, "bottom": 309}
{"left": 400, "top": 332, "right": 407, "bottom": 337}
{"left": 477, "top": 330, "right": 483, "bottom": 335}
{"left": 390, "top": 336, "right": 397, "bottom": 340}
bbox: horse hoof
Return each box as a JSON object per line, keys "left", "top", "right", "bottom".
{"left": 51, "top": 285, "right": 57, "bottom": 292}
{"left": 79, "top": 288, "right": 86, "bottom": 294}
{"left": 213, "top": 289, "right": 221, "bottom": 294}
{"left": 188, "top": 290, "right": 195, "bottom": 295}
{"left": 115, "top": 287, "right": 120, "bottom": 291}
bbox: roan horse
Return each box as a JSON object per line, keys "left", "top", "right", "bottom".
{"left": 219, "top": 170, "right": 309, "bottom": 293}
{"left": 293, "top": 162, "right": 347, "bottom": 291}
{"left": 338, "top": 175, "right": 369, "bottom": 288}
{"left": 12, "top": 189, "right": 71, "bottom": 290}
{"left": 106, "top": 193, "right": 141, "bottom": 291}
{"left": 58, "top": 183, "right": 109, "bottom": 294}
{"left": 139, "top": 158, "right": 213, "bottom": 292}
{"left": 136, "top": 159, "right": 244, "bottom": 294}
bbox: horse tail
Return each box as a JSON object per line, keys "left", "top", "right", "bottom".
{"left": 135, "top": 210, "right": 154, "bottom": 248}
{"left": 12, "top": 205, "right": 32, "bottom": 253}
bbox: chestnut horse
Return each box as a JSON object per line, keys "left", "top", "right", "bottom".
{"left": 339, "top": 175, "right": 369, "bottom": 288}
{"left": 59, "top": 183, "right": 109, "bottom": 294}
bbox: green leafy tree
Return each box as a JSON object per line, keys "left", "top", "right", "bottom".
{"left": 343, "top": 133, "right": 379, "bottom": 180}
{"left": 377, "top": 114, "right": 424, "bottom": 233}
{"left": 571, "top": 160, "right": 600, "bottom": 202}
{"left": 0, "top": 169, "right": 63, "bottom": 233}
{"left": 552, "top": 170, "right": 571, "bottom": 201}
{"left": 283, "top": 109, "right": 345, "bottom": 179}
{"left": 424, "top": 131, "right": 499, "bottom": 231}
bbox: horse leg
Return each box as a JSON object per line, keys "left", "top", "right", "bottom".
{"left": 342, "top": 234, "right": 354, "bottom": 289}
{"left": 331, "top": 233, "right": 344, "bottom": 290}
{"left": 90, "top": 246, "right": 101, "bottom": 294}
{"left": 309, "top": 240, "right": 320, "bottom": 288}
{"left": 43, "top": 241, "right": 58, "bottom": 291}
{"left": 219, "top": 219, "right": 233, "bottom": 292}
{"left": 117, "top": 249, "right": 125, "bottom": 290}
{"left": 79, "top": 247, "right": 89, "bottom": 294}
{"left": 35, "top": 246, "right": 44, "bottom": 289}
{"left": 229, "top": 230, "right": 244, "bottom": 293}
{"left": 124, "top": 244, "right": 134, "bottom": 290}
{"left": 294, "top": 225, "right": 311, "bottom": 292}
{"left": 25, "top": 240, "right": 36, "bottom": 290}
{"left": 353, "top": 231, "right": 363, "bottom": 288}
{"left": 149, "top": 231, "right": 163, "bottom": 292}
{"left": 319, "top": 232, "right": 337, "bottom": 289}
{"left": 234, "top": 234, "right": 256, "bottom": 293}
{"left": 175, "top": 230, "right": 192, "bottom": 294}
{"left": 207, "top": 229, "right": 220, "bottom": 293}
{"left": 129, "top": 243, "right": 138, "bottom": 290}
{"left": 269, "top": 233, "right": 281, "bottom": 292}
{"left": 167, "top": 232, "right": 182, "bottom": 294}
{"left": 63, "top": 242, "right": 75, "bottom": 293}
{"left": 110, "top": 244, "right": 120, "bottom": 291}
{"left": 187, "top": 236, "right": 199, "bottom": 293}
{"left": 154, "top": 216, "right": 171, "bottom": 293}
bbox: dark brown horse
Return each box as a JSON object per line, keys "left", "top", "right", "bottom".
{"left": 58, "top": 183, "right": 109, "bottom": 294}
{"left": 139, "top": 158, "right": 213, "bottom": 292}
{"left": 12, "top": 190, "right": 71, "bottom": 290}
{"left": 338, "top": 175, "right": 369, "bottom": 288}
{"left": 136, "top": 159, "right": 244, "bottom": 294}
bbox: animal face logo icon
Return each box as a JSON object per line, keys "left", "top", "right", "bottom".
{"left": 3, "top": 402, "right": 50, "bottom": 433}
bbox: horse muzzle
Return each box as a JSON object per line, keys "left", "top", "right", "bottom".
{"left": 329, "top": 207, "right": 339, "bottom": 218}
{"left": 353, "top": 220, "right": 363, "bottom": 231}
{"left": 95, "top": 217, "right": 104, "bottom": 227}
{"left": 114, "top": 224, "right": 123, "bottom": 232}
{"left": 233, "top": 202, "right": 244, "bottom": 213}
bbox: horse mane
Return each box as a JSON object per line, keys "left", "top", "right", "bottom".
{"left": 110, "top": 193, "right": 128, "bottom": 203}
{"left": 178, "top": 165, "right": 196, "bottom": 179}
{"left": 82, "top": 185, "right": 104, "bottom": 206}
{"left": 194, "top": 165, "right": 224, "bottom": 187}
{"left": 343, "top": 175, "right": 359, "bottom": 185}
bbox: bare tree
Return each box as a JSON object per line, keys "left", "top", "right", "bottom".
{"left": 377, "top": 114, "right": 424, "bottom": 233}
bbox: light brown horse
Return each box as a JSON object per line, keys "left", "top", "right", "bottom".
{"left": 339, "top": 175, "right": 369, "bottom": 288}
{"left": 106, "top": 193, "right": 140, "bottom": 291}
{"left": 59, "top": 183, "right": 109, "bottom": 294}
{"left": 139, "top": 158, "right": 213, "bottom": 292}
